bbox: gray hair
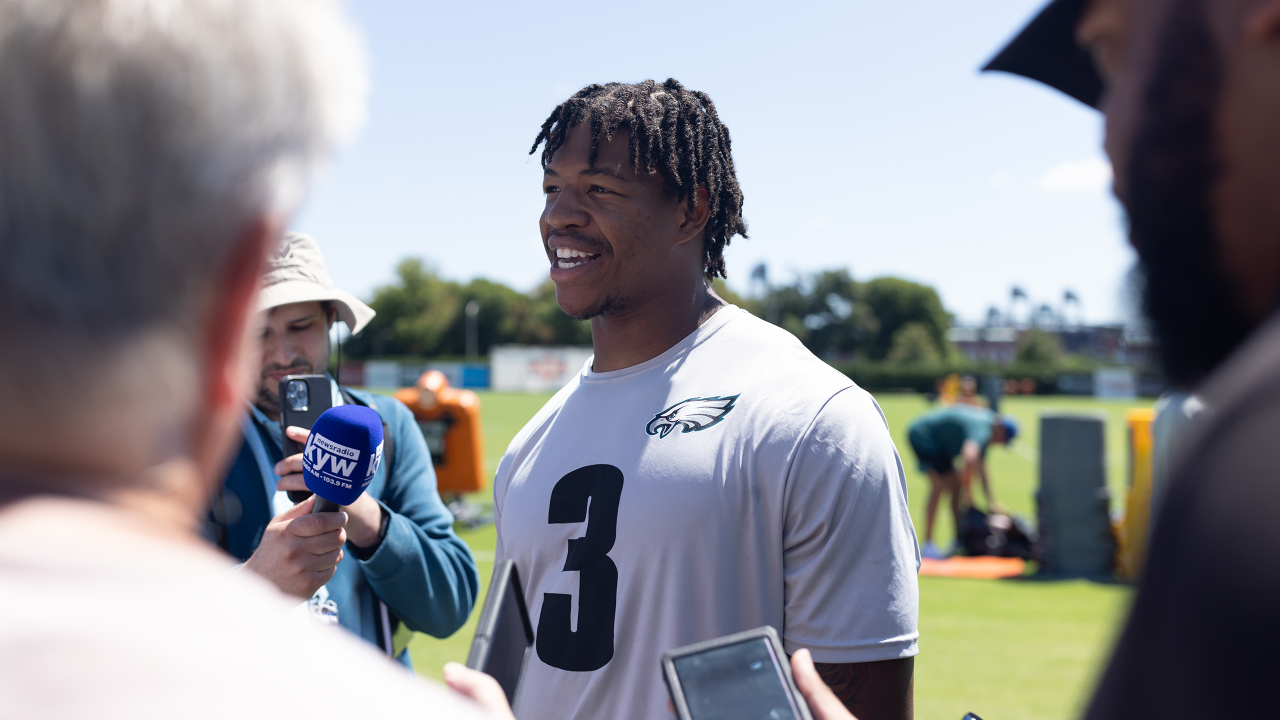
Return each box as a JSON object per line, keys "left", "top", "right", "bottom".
{"left": 0, "top": 0, "right": 366, "bottom": 453}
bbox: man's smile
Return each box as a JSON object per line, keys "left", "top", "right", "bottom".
{"left": 554, "top": 246, "right": 602, "bottom": 269}
{"left": 546, "top": 233, "right": 608, "bottom": 282}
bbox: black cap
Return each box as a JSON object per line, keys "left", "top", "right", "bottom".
{"left": 982, "top": 0, "right": 1103, "bottom": 108}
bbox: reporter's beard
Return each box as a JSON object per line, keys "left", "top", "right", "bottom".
{"left": 254, "top": 385, "right": 283, "bottom": 419}
{"left": 254, "top": 362, "right": 315, "bottom": 418}
{"left": 1126, "top": 0, "right": 1254, "bottom": 389}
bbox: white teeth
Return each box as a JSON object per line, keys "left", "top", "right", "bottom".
{"left": 553, "top": 247, "right": 599, "bottom": 267}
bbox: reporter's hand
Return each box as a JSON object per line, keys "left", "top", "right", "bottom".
{"left": 276, "top": 426, "right": 384, "bottom": 548}
{"left": 792, "top": 649, "right": 858, "bottom": 720}
{"left": 243, "top": 495, "right": 347, "bottom": 599}
{"left": 443, "top": 663, "right": 516, "bottom": 720}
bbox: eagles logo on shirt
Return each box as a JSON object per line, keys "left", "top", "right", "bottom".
{"left": 646, "top": 395, "right": 739, "bottom": 438}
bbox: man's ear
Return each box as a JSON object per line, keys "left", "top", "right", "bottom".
{"left": 677, "top": 184, "right": 712, "bottom": 244}
{"left": 205, "top": 216, "right": 281, "bottom": 412}
{"left": 173, "top": 215, "right": 279, "bottom": 509}
{"left": 1246, "top": 0, "right": 1280, "bottom": 42}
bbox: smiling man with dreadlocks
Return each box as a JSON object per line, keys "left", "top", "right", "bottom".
{"left": 493, "top": 79, "right": 919, "bottom": 720}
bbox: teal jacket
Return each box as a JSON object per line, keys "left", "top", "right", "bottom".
{"left": 204, "top": 387, "right": 479, "bottom": 667}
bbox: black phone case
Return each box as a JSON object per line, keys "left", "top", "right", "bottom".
{"left": 661, "top": 626, "right": 814, "bottom": 720}
{"left": 465, "top": 559, "right": 534, "bottom": 706}
{"left": 278, "top": 374, "right": 333, "bottom": 504}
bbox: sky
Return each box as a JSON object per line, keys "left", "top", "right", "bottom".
{"left": 294, "top": 0, "right": 1135, "bottom": 326}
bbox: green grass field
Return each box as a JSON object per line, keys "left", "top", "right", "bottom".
{"left": 403, "top": 391, "right": 1144, "bottom": 720}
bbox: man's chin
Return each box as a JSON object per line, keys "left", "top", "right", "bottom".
{"left": 555, "top": 289, "right": 626, "bottom": 321}
{"left": 253, "top": 388, "right": 281, "bottom": 417}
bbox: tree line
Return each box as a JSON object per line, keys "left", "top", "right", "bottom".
{"left": 343, "top": 259, "right": 590, "bottom": 358}
{"left": 343, "top": 259, "right": 956, "bottom": 363}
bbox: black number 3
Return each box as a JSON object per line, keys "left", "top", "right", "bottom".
{"left": 536, "top": 464, "right": 624, "bottom": 672}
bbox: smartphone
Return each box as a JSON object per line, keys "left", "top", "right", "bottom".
{"left": 465, "top": 559, "right": 534, "bottom": 706}
{"left": 278, "top": 374, "right": 333, "bottom": 503}
{"left": 662, "top": 626, "right": 813, "bottom": 720}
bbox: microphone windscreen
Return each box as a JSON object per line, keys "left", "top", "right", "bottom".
{"left": 302, "top": 405, "right": 384, "bottom": 507}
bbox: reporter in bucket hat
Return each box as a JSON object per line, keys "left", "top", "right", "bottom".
{"left": 207, "top": 231, "right": 479, "bottom": 664}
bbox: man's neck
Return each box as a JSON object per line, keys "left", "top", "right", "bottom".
{"left": 589, "top": 282, "right": 727, "bottom": 373}
{"left": 0, "top": 493, "right": 210, "bottom": 565}
{"left": 0, "top": 459, "right": 205, "bottom": 545}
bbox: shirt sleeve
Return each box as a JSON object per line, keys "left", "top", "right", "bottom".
{"left": 781, "top": 386, "right": 920, "bottom": 664}
{"left": 356, "top": 396, "right": 480, "bottom": 638}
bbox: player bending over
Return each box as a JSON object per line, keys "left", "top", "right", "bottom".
{"left": 493, "top": 79, "right": 920, "bottom": 720}
{"left": 907, "top": 405, "right": 1017, "bottom": 559}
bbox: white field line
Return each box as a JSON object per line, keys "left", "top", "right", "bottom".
{"left": 1011, "top": 442, "right": 1039, "bottom": 462}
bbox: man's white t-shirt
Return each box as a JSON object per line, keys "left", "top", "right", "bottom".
{"left": 494, "top": 306, "right": 920, "bottom": 720}
{"left": 0, "top": 497, "right": 489, "bottom": 720}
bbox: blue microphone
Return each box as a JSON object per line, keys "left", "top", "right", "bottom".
{"left": 302, "top": 405, "right": 384, "bottom": 514}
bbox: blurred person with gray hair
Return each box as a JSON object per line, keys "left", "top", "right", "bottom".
{"left": 0, "top": 0, "right": 496, "bottom": 716}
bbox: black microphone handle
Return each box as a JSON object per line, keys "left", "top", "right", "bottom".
{"left": 312, "top": 497, "right": 343, "bottom": 514}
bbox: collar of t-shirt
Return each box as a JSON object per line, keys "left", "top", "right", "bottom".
{"left": 244, "top": 376, "right": 345, "bottom": 515}
{"left": 579, "top": 305, "right": 742, "bottom": 384}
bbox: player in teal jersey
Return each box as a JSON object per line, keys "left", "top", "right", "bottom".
{"left": 907, "top": 406, "right": 1018, "bottom": 558}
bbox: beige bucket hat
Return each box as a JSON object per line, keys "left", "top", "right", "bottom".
{"left": 257, "top": 232, "right": 375, "bottom": 335}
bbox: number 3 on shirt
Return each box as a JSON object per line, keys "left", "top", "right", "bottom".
{"left": 536, "top": 464, "right": 624, "bottom": 672}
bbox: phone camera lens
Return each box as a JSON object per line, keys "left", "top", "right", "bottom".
{"left": 286, "top": 380, "right": 308, "bottom": 411}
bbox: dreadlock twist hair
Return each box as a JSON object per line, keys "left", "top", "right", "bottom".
{"left": 530, "top": 78, "right": 747, "bottom": 281}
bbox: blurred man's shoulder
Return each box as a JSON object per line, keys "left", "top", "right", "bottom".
{"left": 1167, "top": 314, "right": 1280, "bottom": 526}
{"left": 1087, "top": 318, "right": 1280, "bottom": 719}
{"left": 1199, "top": 312, "right": 1280, "bottom": 425}
{"left": 1162, "top": 314, "right": 1280, "bottom": 495}
{"left": 0, "top": 497, "right": 486, "bottom": 719}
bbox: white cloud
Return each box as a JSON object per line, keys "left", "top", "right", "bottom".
{"left": 990, "top": 171, "right": 1009, "bottom": 188}
{"left": 807, "top": 216, "right": 830, "bottom": 231}
{"left": 1035, "top": 158, "right": 1113, "bottom": 194}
